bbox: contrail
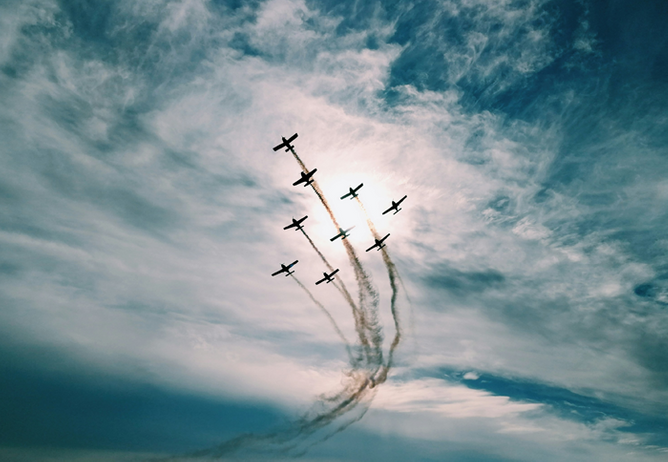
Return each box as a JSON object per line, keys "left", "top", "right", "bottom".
{"left": 289, "top": 273, "right": 353, "bottom": 363}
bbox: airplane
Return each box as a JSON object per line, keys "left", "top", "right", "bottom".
{"left": 315, "top": 268, "right": 340, "bottom": 285}
{"left": 293, "top": 168, "right": 317, "bottom": 187}
{"left": 340, "top": 183, "right": 363, "bottom": 200}
{"left": 382, "top": 195, "right": 407, "bottom": 215}
{"left": 272, "top": 133, "right": 298, "bottom": 152}
{"left": 330, "top": 226, "right": 355, "bottom": 241}
{"left": 365, "top": 233, "right": 390, "bottom": 252}
{"left": 283, "top": 216, "right": 308, "bottom": 231}
{"left": 271, "top": 260, "right": 298, "bottom": 277}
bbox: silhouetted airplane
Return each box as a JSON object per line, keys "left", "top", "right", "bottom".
{"left": 271, "top": 260, "right": 298, "bottom": 277}
{"left": 330, "top": 226, "right": 354, "bottom": 241}
{"left": 273, "top": 133, "right": 298, "bottom": 152}
{"left": 315, "top": 269, "right": 339, "bottom": 285}
{"left": 293, "top": 169, "right": 317, "bottom": 187}
{"left": 283, "top": 216, "right": 308, "bottom": 231}
{"left": 366, "top": 233, "right": 390, "bottom": 252}
{"left": 382, "top": 195, "right": 407, "bottom": 215}
{"left": 340, "top": 183, "right": 363, "bottom": 200}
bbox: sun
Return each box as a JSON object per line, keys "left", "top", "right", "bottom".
{"left": 306, "top": 171, "right": 393, "bottom": 246}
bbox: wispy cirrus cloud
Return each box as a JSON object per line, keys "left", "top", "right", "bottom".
{"left": 1, "top": 0, "right": 667, "bottom": 460}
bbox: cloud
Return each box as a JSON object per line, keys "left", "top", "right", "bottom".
{"left": 1, "top": 0, "right": 667, "bottom": 459}
{"left": 373, "top": 377, "right": 541, "bottom": 418}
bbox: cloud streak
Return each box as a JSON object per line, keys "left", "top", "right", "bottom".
{"left": 1, "top": 0, "right": 668, "bottom": 460}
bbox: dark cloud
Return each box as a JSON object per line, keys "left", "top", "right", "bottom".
{"left": 436, "top": 368, "right": 668, "bottom": 447}
{"left": 0, "top": 348, "right": 283, "bottom": 452}
{"left": 424, "top": 264, "right": 505, "bottom": 298}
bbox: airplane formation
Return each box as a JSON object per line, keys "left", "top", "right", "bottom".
{"left": 270, "top": 133, "right": 407, "bottom": 285}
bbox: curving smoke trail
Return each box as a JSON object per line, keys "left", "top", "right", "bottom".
{"left": 289, "top": 274, "right": 353, "bottom": 363}
{"left": 171, "top": 143, "right": 407, "bottom": 460}
{"left": 299, "top": 228, "right": 372, "bottom": 364}
{"left": 296, "top": 160, "right": 384, "bottom": 375}
{"left": 353, "top": 197, "right": 403, "bottom": 385}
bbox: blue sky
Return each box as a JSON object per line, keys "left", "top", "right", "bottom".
{"left": 1, "top": 0, "right": 667, "bottom": 460}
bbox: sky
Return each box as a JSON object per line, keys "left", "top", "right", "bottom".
{"left": 1, "top": 0, "right": 667, "bottom": 460}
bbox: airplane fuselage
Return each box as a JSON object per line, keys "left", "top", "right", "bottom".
{"left": 281, "top": 138, "right": 294, "bottom": 151}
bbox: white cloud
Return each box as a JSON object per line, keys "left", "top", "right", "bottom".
{"left": 373, "top": 378, "right": 541, "bottom": 418}
{"left": 1, "top": 0, "right": 667, "bottom": 458}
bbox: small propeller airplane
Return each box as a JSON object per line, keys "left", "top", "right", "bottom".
{"left": 366, "top": 233, "right": 390, "bottom": 252}
{"left": 283, "top": 216, "right": 308, "bottom": 231}
{"left": 340, "top": 183, "right": 363, "bottom": 200}
{"left": 272, "top": 133, "right": 298, "bottom": 152}
{"left": 293, "top": 168, "right": 317, "bottom": 187}
{"left": 315, "top": 268, "right": 340, "bottom": 285}
{"left": 330, "top": 226, "right": 355, "bottom": 241}
{"left": 271, "top": 260, "right": 298, "bottom": 277}
{"left": 382, "top": 195, "right": 407, "bottom": 215}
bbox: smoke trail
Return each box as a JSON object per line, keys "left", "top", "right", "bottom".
{"left": 169, "top": 367, "right": 378, "bottom": 460}
{"left": 299, "top": 229, "right": 360, "bottom": 321}
{"left": 288, "top": 146, "right": 383, "bottom": 372}
{"left": 172, "top": 145, "right": 403, "bottom": 460}
{"left": 353, "top": 196, "right": 402, "bottom": 386}
{"left": 300, "top": 228, "right": 372, "bottom": 364}
{"left": 294, "top": 155, "right": 384, "bottom": 374}
{"left": 289, "top": 274, "right": 353, "bottom": 362}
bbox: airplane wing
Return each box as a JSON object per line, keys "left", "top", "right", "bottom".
{"left": 292, "top": 177, "right": 305, "bottom": 186}
{"left": 272, "top": 142, "right": 285, "bottom": 152}
{"left": 382, "top": 205, "right": 394, "bottom": 215}
{"left": 329, "top": 269, "right": 339, "bottom": 277}
{"left": 271, "top": 268, "right": 285, "bottom": 276}
{"left": 283, "top": 222, "right": 297, "bottom": 230}
{"left": 380, "top": 233, "right": 390, "bottom": 243}
{"left": 288, "top": 260, "right": 298, "bottom": 268}
{"left": 396, "top": 195, "right": 407, "bottom": 205}
{"left": 286, "top": 133, "right": 298, "bottom": 143}
{"left": 330, "top": 232, "right": 343, "bottom": 241}
{"left": 315, "top": 276, "right": 326, "bottom": 285}
{"left": 340, "top": 191, "right": 352, "bottom": 200}
{"left": 354, "top": 183, "right": 363, "bottom": 192}
{"left": 366, "top": 243, "right": 378, "bottom": 252}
